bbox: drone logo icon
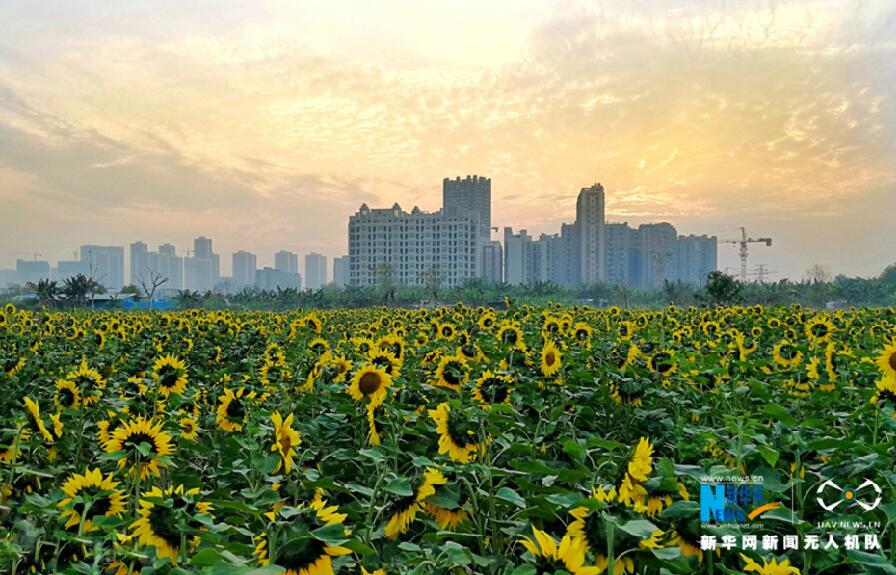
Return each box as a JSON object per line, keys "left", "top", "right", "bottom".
{"left": 816, "top": 479, "right": 882, "bottom": 512}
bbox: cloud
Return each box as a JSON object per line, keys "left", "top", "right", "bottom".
{"left": 0, "top": 0, "right": 894, "bottom": 276}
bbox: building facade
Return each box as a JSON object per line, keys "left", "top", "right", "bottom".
{"left": 576, "top": 183, "right": 606, "bottom": 284}
{"left": 304, "top": 253, "right": 328, "bottom": 290}
{"left": 349, "top": 203, "right": 479, "bottom": 288}
{"left": 80, "top": 245, "right": 125, "bottom": 290}
{"left": 332, "top": 255, "right": 349, "bottom": 287}
{"left": 274, "top": 250, "right": 299, "bottom": 275}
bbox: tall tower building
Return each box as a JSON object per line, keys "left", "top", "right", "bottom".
{"left": 332, "top": 256, "right": 349, "bottom": 287}
{"left": 274, "top": 250, "right": 299, "bottom": 275}
{"left": 232, "top": 251, "right": 257, "bottom": 288}
{"left": 80, "top": 245, "right": 125, "bottom": 290}
{"left": 185, "top": 236, "right": 219, "bottom": 291}
{"left": 576, "top": 183, "right": 606, "bottom": 284}
{"left": 130, "top": 241, "right": 149, "bottom": 286}
{"left": 304, "top": 253, "right": 328, "bottom": 290}
{"left": 443, "top": 175, "right": 491, "bottom": 277}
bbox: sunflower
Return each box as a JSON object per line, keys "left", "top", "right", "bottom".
{"left": 58, "top": 468, "right": 125, "bottom": 532}
{"left": 105, "top": 416, "right": 173, "bottom": 479}
{"left": 23, "top": 396, "right": 58, "bottom": 443}
{"left": 496, "top": 322, "right": 527, "bottom": 351}
{"left": 3, "top": 355, "right": 25, "bottom": 377}
{"left": 348, "top": 365, "right": 392, "bottom": 407}
{"left": 772, "top": 341, "right": 803, "bottom": 368}
{"left": 131, "top": 485, "right": 213, "bottom": 563}
{"left": 216, "top": 387, "right": 255, "bottom": 432}
{"left": 384, "top": 467, "right": 447, "bottom": 539}
{"left": 804, "top": 315, "right": 834, "bottom": 344}
{"left": 518, "top": 527, "right": 602, "bottom": 575}
{"left": 152, "top": 354, "right": 188, "bottom": 397}
{"left": 434, "top": 354, "right": 468, "bottom": 392}
{"left": 648, "top": 350, "right": 677, "bottom": 377}
{"left": 871, "top": 375, "right": 896, "bottom": 410}
{"left": 366, "top": 403, "right": 384, "bottom": 446}
{"left": 425, "top": 500, "right": 469, "bottom": 530}
{"left": 572, "top": 322, "right": 593, "bottom": 348}
{"left": 540, "top": 340, "right": 563, "bottom": 378}
{"left": 429, "top": 403, "right": 481, "bottom": 464}
{"left": 179, "top": 416, "right": 199, "bottom": 441}
{"left": 739, "top": 553, "right": 801, "bottom": 575}
{"left": 472, "top": 371, "right": 514, "bottom": 409}
{"left": 436, "top": 322, "right": 457, "bottom": 341}
{"left": 66, "top": 357, "right": 107, "bottom": 405}
{"left": 54, "top": 379, "right": 83, "bottom": 410}
{"left": 876, "top": 341, "right": 896, "bottom": 379}
{"left": 368, "top": 349, "right": 402, "bottom": 377}
{"left": 271, "top": 411, "right": 302, "bottom": 474}
{"left": 255, "top": 498, "right": 351, "bottom": 575}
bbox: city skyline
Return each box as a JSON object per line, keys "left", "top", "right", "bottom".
{"left": 1, "top": 1, "right": 894, "bottom": 278}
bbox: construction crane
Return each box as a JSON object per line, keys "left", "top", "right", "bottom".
{"left": 721, "top": 227, "right": 772, "bottom": 283}
{"left": 11, "top": 251, "right": 43, "bottom": 261}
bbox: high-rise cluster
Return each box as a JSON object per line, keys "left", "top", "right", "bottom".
{"left": 349, "top": 178, "right": 718, "bottom": 289}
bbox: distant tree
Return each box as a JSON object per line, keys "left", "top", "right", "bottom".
{"left": 663, "top": 280, "right": 696, "bottom": 307}
{"left": 174, "top": 289, "right": 201, "bottom": 310}
{"left": 423, "top": 265, "right": 442, "bottom": 302}
{"left": 26, "top": 278, "right": 59, "bottom": 308}
{"left": 137, "top": 270, "right": 169, "bottom": 310}
{"left": 63, "top": 274, "right": 99, "bottom": 308}
{"left": 880, "top": 263, "right": 896, "bottom": 287}
{"left": 699, "top": 271, "right": 742, "bottom": 307}
{"left": 120, "top": 284, "right": 140, "bottom": 296}
{"left": 804, "top": 263, "right": 832, "bottom": 284}
{"left": 376, "top": 262, "right": 396, "bottom": 305}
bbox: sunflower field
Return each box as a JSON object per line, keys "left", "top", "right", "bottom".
{"left": 1, "top": 302, "right": 895, "bottom": 575}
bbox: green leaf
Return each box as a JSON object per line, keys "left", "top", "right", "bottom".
{"left": 756, "top": 445, "right": 779, "bottom": 467}
{"left": 310, "top": 524, "right": 349, "bottom": 546}
{"left": 385, "top": 478, "right": 414, "bottom": 497}
{"left": 496, "top": 487, "right": 526, "bottom": 508}
{"left": 762, "top": 404, "right": 795, "bottom": 425}
{"left": 615, "top": 519, "right": 659, "bottom": 539}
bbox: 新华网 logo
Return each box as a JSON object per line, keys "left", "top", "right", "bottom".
{"left": 700, "top": 478, "right": 782, "bottom": 523}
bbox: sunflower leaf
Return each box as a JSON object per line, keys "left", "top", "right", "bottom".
{"left": 496, "top": 487, "right": 526, "bottom": 508}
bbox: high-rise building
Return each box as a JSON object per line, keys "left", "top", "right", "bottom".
{"left": 481, "top": 241, "right": 503, "bottom": 284}
{"left": 304, "top": 253, "right": 328, "bottom": 290}
{"left": 635, "top": 222, "right": 679, "bottom": 289}
{"left": 185, "top": 236, "right": 219, "bottom": 291}
{"left": 255, "top": 267, "right": 301, "bottom": 291}
{"left": 55, "top": 260, "right": 89, "bottom": 282}
{"left": 232, "top": 251, "right": 257, "bottom": 288}
{"left": 332, "top": 256, "right": 349, "bottom": 287}
{"left": 274, "top": 250, "right": 299, "bottom": 275}
{"left": 349, "top": 203, "right": 479, "bottom": 288}
{"left": 16, "top": 259, "right": 51, "bottom": 285}
{"left": 605, "top": 223, "right": 632, "bottom": 286}
{"left": 678, "top": 235, "right": 718, "bottom": 286}
{"left": 503, "top": 227, "right": 533, "bottom": 285}
{"left": 80, "top": 245, "right": 125, "bottom": 290}
{"left": 130, "top": 241, "right": 149, "bottom": 286}
{"left": 443, "top": 175, "right": 492, "bottom": 277}
{"left": 153, "top": 243, "right": 184, "bottom": 290}
{"left": 576, "top": 183, "right": 606, "bottom": 284}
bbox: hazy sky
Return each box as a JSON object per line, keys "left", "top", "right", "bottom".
{"left": 1, "top": 0, "right": 894, "bottom": 278}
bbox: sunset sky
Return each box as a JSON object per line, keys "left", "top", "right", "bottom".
{"left": 1, "top": 0, "right": 894, "bottom": 278}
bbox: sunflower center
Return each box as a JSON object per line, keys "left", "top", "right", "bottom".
{"left": 575, "top": 329, "right": 588, "bottom": 340}
{"left": 480, "top": 378, "right": 509, "bottom": 404}
{"left": 123, "top": 432, "right": 158, "bottom": 455}
{"left": 442, "top": 363, "right": 463, "bottom": 386}
{"left": 60, "top": 387, "right": 76, "bottom": 406}
{"left": 73, "top": 488, "right": 113, "bottom": 518}
{"left": 888, "top": 352, "right": 896, "bottom": 372}
{"left": 157, "top": 367, "right": 180, "bottom": 389}
{"left": 502, "top": 330, "right": 518, "bottom": 345}
{"left": 277, "top": 535, "right": 328, "bottom": 572}
{"left": 358, "top": 372, "right": 383, "bottom": 395}
{"left": 226, "top": 398, "right": 246, "bottom": 419}
{"left": 446, "top": 415, "right": 477, "bottom": 448}
{"left": 545, "top": 352, "right": 556, "bottom": 366}
{"left": 146, "top": 505, "right": 182, "bottom": 549}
